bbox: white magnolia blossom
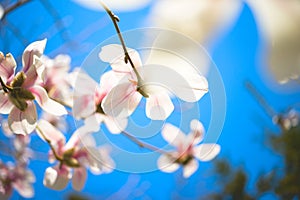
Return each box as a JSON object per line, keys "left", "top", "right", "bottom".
{"left": 158, "top": 120, "right": 220, "bottom": 178}
{"left": 72, "top": 69, "right": 128, "bottom": 134}
{"left": 247, "top": 0, "right": 300, "bottom": 84}
{"left": 0, "top": 40, "right": 67, "bottom": 135}
{"left": 72, "top": 0, "right": 152, "bottom": 11}
{"left": 99, "top": 44, "right": 208, "bottom": 120}
{"left": 37, "top": 120, "right": 115, "bottom": 191}
{"left": 0, "top": 4, "right": 4, "bottom": 20}
{"left": 149, "top": 0, "right": 242, "bottom": 44}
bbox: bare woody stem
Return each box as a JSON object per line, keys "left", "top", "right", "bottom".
{"left": 98, "top": 0, "right": 143, "bottom": 83}
{"left": 121, "top": 131, "right": 169, "bottom": 154}
{"left": 1, "top": 0, "right": 32, "bottom": 20}
{"left": 36, "top": 126, "right": 63, "bottom": 162}
{"left": 245, "top": 80, "right": 277, "bottom": 118}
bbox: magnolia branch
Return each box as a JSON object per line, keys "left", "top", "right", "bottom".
{"left": 36, "top": 126, "right": 63, "bottom": 162}
{"left": 121, "top": 131, "right": 169, "bottom": 154}
{"left": 1, "top": 0, "right": 32, "bottom": 20}
{"left": 98, "top": 0, "right": 143, "bottom": 83}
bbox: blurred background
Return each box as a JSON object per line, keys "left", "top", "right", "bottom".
{"left": 0, "top": 0, "right": 300, "bottom": 199}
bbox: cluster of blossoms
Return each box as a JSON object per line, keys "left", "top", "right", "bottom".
{"left": 0, "top": 39, "right": 220, "bottom": 198}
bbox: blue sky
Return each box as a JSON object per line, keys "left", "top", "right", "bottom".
{"left": 1, "top": 1, "right": 300, "bottom": 199}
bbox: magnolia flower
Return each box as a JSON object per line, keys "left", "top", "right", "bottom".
{"left": 0, "top": 40, "right": 67, "bottom": 135}
{"left": 72, "top": 69, "right": 127, "bottom": 134}
{"left": 40, "top": 54, "right": 73, "bottom": 107}
{"left": 157, "top": 119, "right": 220, "bottom": 178}
{"left": 0, "top": 161, "right": 35, "bottom": 198}
{"left": 37, "top": 120, "right": 115, "bottom": 191}
{"left": 149, "top": 0, "right": 242, "bottom": 44}
{"left": 247, "top": 0, "right": 300, "bottom": 84}
{"left": 99, "top": 44, "right": 208, "bottom": 120}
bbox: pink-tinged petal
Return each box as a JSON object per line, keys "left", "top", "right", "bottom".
{"left": 0, "top": 52, "right": 16, "bottom": 83}
{"left": 22, "top": 39, "right": 47, "bottom": 73}
{"left": 97, "top": 146, "right": 115, "bottom": 173}
{"left": 161, "top": 123, "right": 186, "bottom": 147}
{"left": 157, "top": 154, "right": 179, "bottom": 173}
{"left": 0, "top": 92, "right": 13, "bottom": 114}
{"left": 84, "top": 114, "right": 103, "bottom": 132}
{"left": 99, "top": 70, "right": 119, "bottom": 92}
{"left": 72, "top": 167, "right": 87, "bottom": 191}
{"left": 99, "top": 44, "right": 142, "bottom": 73}
{"left": 183, "top": 159, "right": 198, "bottom": 178}
{"left": 187, "top": 119, "right": 205, "bottom": 145}
{"left": 70, "top": 69, "right": 100, "bottom": 95}
{"left": 8, "top": 102, "right": 37, "bottom": 135}
{"left": 102, "top": 82, "right": 142, "bottom": 118}
{"left": 12, "top": 181, "right": 34, "bottom": 198}
{"left": 194, "top": 143, "right": 220, "bottom": 162}
{"left": 43, "top": 166, "right": 70, "bottom": 191}
{"left": 85, "top": 146, "right": 115, "bottom": 174}
{"left": 36, "top": 119, "right": 65, "bottom": 145}
{"left": 146, "top": 93, "right": 174, "bottom": 120}
{"left": 73, "top": 94, "right": 96, "bottom": 119}
{"left": 30, "top": 86, "right": 67, "bottom": 116}
{"left": 142, "top": 65, "right": 208, "bottom": 102}
{"left": 103, "top": 115, "right": 128, "bottom": 134}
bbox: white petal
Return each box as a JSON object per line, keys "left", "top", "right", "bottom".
{"left": 12, "top": 182, "right": 34, "bottom": 198}
{"left": 84, "top": 114, "right": 103, "bottom": 132}
{"left": 103, "top": 115, "right": 128, "bottom": 134}
{"left": 0, "top": 52, "right": 16, "bottom": 83}
{"left": 187, "top": 119, "right": 205, "bottom": 145}
{"left": 86, "top": 146, "right": 115, "bottom": 174}
{"left": 194, "top": 143, "right": 220, "bottom": 161}
{"left": 71, "top": 69, "right": 99, "bottom": 95}
{"left": 0, "top": 92, "right": 13, "bottom": 114}
{"left": 146, "top": 93, "right": 174, "bottom": 120}
{"left": 8, "top": 102, "right": 37, "bottom": 135}
{"left": 157, "top": 154, "right": 179, "bottom": 173}
{"left": 102, "top": 82, "right": 142, "bottom": 118}
{"left": 36, "top": 119, "right": 65, "bottom": 144}
{"left": 142, "top": 65, "right": 208, "bottom": 102}
{"left": 183, "top": 159, "right": 199, "bottom": 178}
{"left": 43, "top": 166, "right": 70, "bottom": 191}
{"left": 99, "top": 44, "right": 142, "bottom": 73}
{"left": 22, "top": 39, "right": 47, "bottom": 73}
{"left": 161, "top": 123, "right": 186, "bottom": 147}
{"left": 30, "top": 86, "right": 67, "bottom": 116}
{"left": 73, "top": 94, "right": 96, "bottom": 119}
{"left": 72, "top": 167, "right": 87, "bottom": 191}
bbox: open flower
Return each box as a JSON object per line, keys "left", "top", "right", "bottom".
{"left": 72, "top": 69, "right": 127, "bottom": 134}
{"left": 0, "top": 40, "right": 67, "bottom": 135}
{"left": 99, "top": 44, "right": 208, "bottom": 120}
{"left": 37, "top": 120, "right": 115, "bottom": 191}
{"left": 157, "top": 119, "right": 220, "bottom": 178}
{"left": 0, "top": 161, "right": 35, "bottom": 198}
{"left": 40, "top": 54, "right": 73, "bottom": 107}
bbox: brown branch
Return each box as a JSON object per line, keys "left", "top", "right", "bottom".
{"left": 245, "top": 80, "right": 277, "bottom": 118}
{"left": 36, "top": 126, "right": 63, "bottom": 162}
{"left": 1, "top": 0, "right": 32, "bottom": 20}
{"left": 121, "top": 131, "right": 169, "bottom": 154}
{"left": 99, "top": 1, "right": 143, "bottom": 83}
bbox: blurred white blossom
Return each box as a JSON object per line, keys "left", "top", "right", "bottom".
{"left": 247, "top": 0, "right": 300, "bottom": 84}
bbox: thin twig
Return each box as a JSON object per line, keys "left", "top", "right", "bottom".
{"left": 121, "top": 131, "right": 169, "bottom": 154}
{"left": 245, "top": 80, "right": 277, "bottom": 118}
{"left": 1, "top": 0, "right": 32, "bottom": 20}
{"left": 36, "top": 126, "right": 63, "bottom": 161}
{"left": 98, "top": 0, "right": 143, "bottom": 83}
